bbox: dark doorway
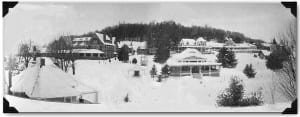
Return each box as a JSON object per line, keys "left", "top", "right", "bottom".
{"left": 192, "top": 66, "right": 199, "bottom": 73}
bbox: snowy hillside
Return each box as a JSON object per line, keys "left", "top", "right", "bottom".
{"left": 5, "top": 53, "right": 291, "bottom": 112}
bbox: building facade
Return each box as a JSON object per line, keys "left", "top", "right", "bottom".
{"left": 167, "top": 48, "right": 221, "bottom": 78}
{"left": 177, "top": 37, "right": 208, "bottom": 53}
{"left": 71, "top": 33, "right": 117, "bottom": 59}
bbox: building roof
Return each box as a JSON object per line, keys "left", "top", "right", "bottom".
{"left": 73, "top": 49, "right": 104, "bottom": 54}
{"left": 117, "top": 41, "right": 147, "bottom": 50}
{"left": 206, "top": 41, "right": 224, "bottom": 48}
{"left": 196, "top": 37, "right": 206, "bottom": 42}
{"left": 262, "top": 43, "right": 272, "bottom": 47}
{"left": 11, "top": 60, "right": 95, "bottom": 98}
{"left": 180, "top": 38, "right": 196, "bottom": 46}
{"left": 167, "top": 48, "right": 219, "bottom": 66}
{"left": 73, "top": 37, "right": 92, "bottom": 42}
{"left": 95, "top": 33, "right": 115, "bottom": 46}
{"left": 261, "top": 50, "right": 271, "bottom": 56}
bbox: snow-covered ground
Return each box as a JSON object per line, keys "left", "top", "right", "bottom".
{"left": 4, "top": 53, "right": 292, "bottom": 112}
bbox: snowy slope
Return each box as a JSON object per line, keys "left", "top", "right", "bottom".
{"left": 5, "top": 53, "right": 292, "bottom": 112}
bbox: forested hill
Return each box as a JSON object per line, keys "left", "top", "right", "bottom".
{"left": 84, "top": 21, "right": 265, "bottom": 48}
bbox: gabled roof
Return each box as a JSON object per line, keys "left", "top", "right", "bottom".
{"left": 167, "top": 48, "right": 219, "bottom": 66}
{"left": 196, "top": 37, "right": 206, "bottom": 42}
{"left": 11, "top": 59, "right": 95, "bottom": 99}
{"left": 95, "top": 33, "right": 115, "bottom": 46}
{"left": 180, "top": 38, "right": 196, "bottom": 45}
{"left": 183, "top": 56, "right": 205, "bottom": 60}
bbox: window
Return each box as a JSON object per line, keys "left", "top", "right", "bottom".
{"left": 211, "top": 65, "right": 217, "bottom": 70}
{"left": 79, "top": 53, "right": 84, "bottom": 56}
{"left": 182, "top": 66, "right": 190, "bottom": 72}
{"left": 93, "top": 53, "right": 98, "bottom": 57}
{"left": 86, "top": 53, "right": 91, "bottom": 56}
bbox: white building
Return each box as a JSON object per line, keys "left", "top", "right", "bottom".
{"left": 177, "top": 37, "right": 259, "bottom": 53}
{"left": 167, "top": 48, "right": 221, "bottom": 78}
{"left": 178, "top": 37, "right": 207, "bottom": 52}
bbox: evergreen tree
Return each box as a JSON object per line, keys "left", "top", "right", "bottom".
{"left": 150, "top": 65, "right": 157, "bottom": 78}
{"left": 124, "top": 94, "right": 130, "bottom": 102}
{"left": 154, "top": 45, "right": 170, "bottom": 64}
{"left": 132, "top": 58, "right": 137, "bottom": 64}
{"left": 243, "top": 64, "right": 256, "bottom": 78}
{"left": 217, "top": 76, "right": 244, "bottom": 106}
{"left": 161, "top": 64, "right": 170, "bottom": 77}
{"left": 118, "top": 45, "right": 129, "bottom": 62}
{"left": 217, "top": 76, "right": 263, "bottom": 106}
{"left": 217, "top": 47, "right": 237, "bottom": 68}
{"left": 266, "top": 49, "right": 288, "bottom": 70}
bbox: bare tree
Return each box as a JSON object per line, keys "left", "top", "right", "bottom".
{"left": 47, "top": 33, "right": 76, "bottom": 74}
{"left": 6, "top": 55, "right": 17, "bottom": 94}
{"left": 275, "top": 20, "right": 297, "bottom": 101}
{"left": 18, "top": 40, "right": 33, "bottom": 68}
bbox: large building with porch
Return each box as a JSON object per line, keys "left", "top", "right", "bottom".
{"left": 71, "top": 33, "right": 117, "bottom": 59}
{"left": 167, "top": 48, "right": 221, "bottom": 78}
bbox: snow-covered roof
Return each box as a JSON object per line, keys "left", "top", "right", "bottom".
{"left": 73, "top": 37, "right": 92, "bottom": 42}
{"left": 117, "top": 41, "right": 147, "bottom": 50}
{"left": 225, "top": 43, "right": 256, "bottom": 48}
{"left": 206, "top": 41, "right": 224, "bottom": 48}
{"left": 206, "top": 41, "right": 256, "bottom": 48}
{"left": 95, "top": 33, "right": 115, "bottom": 46}
{"left": 261, "top": 50, "right": 271, "bottom": 56}
{"left": 196, "top": 37, "right": 206, "bottom": 42}
{"left": 180, "top": 38, "right": 196, "bottom": 46}
{"left": 167, "top": 48, "right": 220, "bottom": 66}
{"left": 73, "top": 49, "right": 104, "bottom": 54}
{"left": 11, "top": 65, "right": 95, "bottom": 98}
{"left": 262, "top": 43, "right": 271, "bottom": 47}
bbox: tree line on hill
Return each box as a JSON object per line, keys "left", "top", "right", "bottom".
{"left": 95, "top": 20, "right": 265, "bottom": 63}
{"left": 98, "top": 21, "right": 265, "bottom": 48}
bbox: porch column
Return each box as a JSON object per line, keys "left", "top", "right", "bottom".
{"left": 199, "top": 66, "right": 201, "bottom": 74}
{"left": 179, "top": 66, "right": 181, "bottom": 78}
{"left": 95, "top": 92, "right": 98, "bottom": 103}
{"left": 190, "top": 66, "right": 192, "bottom": 75}
{"left": 209, "top": 66, "right": 211, "bottom": 76}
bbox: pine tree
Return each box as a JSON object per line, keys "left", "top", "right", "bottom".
{"left": 266, "top": 48, "right": 290, "bottom": 70}
{"left": 150, "top": 65, "right": 157, "bottom": 78}
{"left": 118, "top": 45, "right": 129, "bottom": 62}
{"left": 154, "top": 38, "right": 170, "bottom": 64}
{"left": 161, "top": 64, "right": 170, "bottom": 77}
{"left": 154, "top": 46, "right": 170, "bottom": 64}
{"left": 243, "top": 64, "right": 256, "bottom": 78}
{"left": 124, "top": 94, "right": 130, "bottom": 102}
{"left": 217, "top": 76, "right": 244, "bottom": 106}
{"left": 132, "top": 58, "right": 137, "bottom": 64}
{"left": 217, "top": 47, "right": 237, "bottom": 68}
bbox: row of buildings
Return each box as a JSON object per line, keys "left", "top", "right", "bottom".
{"left": 177, "top": 37, "right": 259, "bottom": 53}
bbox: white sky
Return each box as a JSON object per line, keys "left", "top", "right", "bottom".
{"left": 3, "top": 2, "right": 296, "bottom": 55}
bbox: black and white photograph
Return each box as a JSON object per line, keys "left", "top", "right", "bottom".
{"left": 2, "top": 1, "right": 297, "bottom": 113}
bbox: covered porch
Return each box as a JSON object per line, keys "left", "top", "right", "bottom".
{"left": 169, "top": 65, "right": 221, "bottom": 78}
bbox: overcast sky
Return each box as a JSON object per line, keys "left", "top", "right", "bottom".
{"left": 3, "top": 2, "right": 295, "bottom": 55}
